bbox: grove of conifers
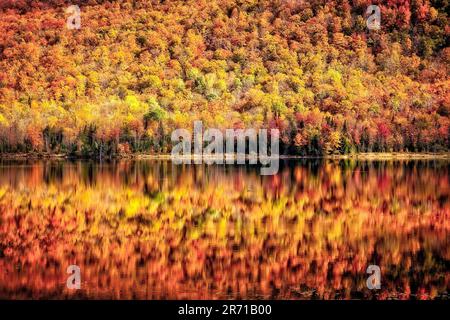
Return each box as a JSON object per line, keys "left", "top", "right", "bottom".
{"left": 0, "top": 0, "right": 448, "bottom": 157}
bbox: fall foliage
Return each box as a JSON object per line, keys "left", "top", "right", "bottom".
{"left": 0, "top": 0, "right": 449, "bottom": 156}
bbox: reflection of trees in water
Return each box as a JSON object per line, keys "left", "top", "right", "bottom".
{"left": 0, "top": 160, "right": 448, "bottom": 299}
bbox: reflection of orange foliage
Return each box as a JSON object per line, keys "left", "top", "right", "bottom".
{"left": 0, "top": 160, "right": 449, "bottom": 300}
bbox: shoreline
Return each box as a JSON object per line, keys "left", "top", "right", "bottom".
{"left": 0, "top": 152, "right": 449, "bottom": 161}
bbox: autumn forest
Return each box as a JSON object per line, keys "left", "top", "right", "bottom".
{"left": 0, "top": 0, "right": 449, "bottom": 302}
{"left": 0, "top": 0, "right": 449, "bottom": 157}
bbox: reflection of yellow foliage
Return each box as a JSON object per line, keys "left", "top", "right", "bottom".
{"left": 0, "top": 161, "right": 448, "bottom": 300}
{"left": 218, "top": 218, "right": 227, "bottom": 238}
{"left": 327, "top": 222, "right": 342, "bottom": 241}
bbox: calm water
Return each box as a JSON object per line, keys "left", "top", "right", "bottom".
{"left": 0, "top": 160, "right": 448, "bottom": 299}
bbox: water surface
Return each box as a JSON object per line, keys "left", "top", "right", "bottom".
{"left": 0, "top": 160, "right": 448, "bottom": 299}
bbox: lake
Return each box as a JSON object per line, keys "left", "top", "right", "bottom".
{"left": 0, "top": 159, "right": 448, "bottom": 299}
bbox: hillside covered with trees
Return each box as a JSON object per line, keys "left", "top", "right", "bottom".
{"left": 0, "top": 0, "right": 449, "bottom": 157}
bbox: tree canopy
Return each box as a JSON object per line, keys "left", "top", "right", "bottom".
{"left": 0, "top": 0, "right": 448, "bottom": 156}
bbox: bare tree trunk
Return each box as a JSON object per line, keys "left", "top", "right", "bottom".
{"left": 99, "top": 142, "right": 103, "bottom": 161}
